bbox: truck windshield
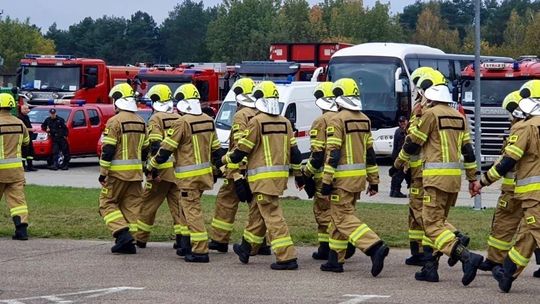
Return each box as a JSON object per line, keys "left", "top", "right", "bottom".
{"left": 215, "top": 101, "right": 237, "bottom": 130}
{"left": 28, "top": 108, "right": 70, "bottom": 124}
{"left": 328, "top": 57, "right": 402, "bottom": 129}
{"left": 461, "top": 79, "right": 529, "bottom": 106}
{"left": 21, "top": 66, "right": 81, "bottom": 92}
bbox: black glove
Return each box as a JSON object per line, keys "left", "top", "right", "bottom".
{"left": 151, "top": 168, "right": 159, "bottom": 179}
{"left": 98, "top": 175, "right": 106, "bottom": 183}
{"left": 295, "top": 175, "right": 305, "bottom": 189}
{"left": 368, "top": 184, "right": 378, "bottom": 193}
{"left": 213, "top": 175, "right": 218, "bottom": 183}
{"left": 304, "top": 175, "right": 316, "bottom": 198}
{"left": 388, "top": 166, "right": 398, "bottom": 177}
{"left": 234, "top": 178, "right": 253, "bottom": 203}
{"left": 404, "top": 169, "right": 411, "bottom": 188}
{"left": 320, "top": 183, "right": 333, "bottom": 196}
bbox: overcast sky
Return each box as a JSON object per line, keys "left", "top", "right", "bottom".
{"left": 2, "top": 0, "right": 415, "bottom": 31}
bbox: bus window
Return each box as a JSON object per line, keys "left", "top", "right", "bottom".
{"left": 419, "top": 59, "right": 437, "bottom": 70}
{"left": 405, "top": 58, "right": 420, "bottom": 73}
{"left": 436, "top": 60, "right": 452, "bottom": 80}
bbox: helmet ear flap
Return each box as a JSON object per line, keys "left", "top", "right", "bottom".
{"left": 150, "top": 94, "right": 160, "bottom": 102}
{"left": 111, "top": 92, "right": 123, "bottom": 101}
{"left": 420, "top": 79, "right": 433, "bottom": 91}
{"left": 253, "top": 90, "right": 263, "bottom": 100}
{"left": 314, "top": 90, "right": 324, "bottom": 99}
{"left": 520, "top": 88, "right": 531, "bottom": 99}
{"left": 175, "top": 92, "right": 185, "bottom": 101}
{"left": 233, "top": 86, "right": 243, "bottom": 95}
{"left": 333, "top": 87, "right": 344, "bottom": 97}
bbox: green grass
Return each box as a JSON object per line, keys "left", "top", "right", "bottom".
{"left": 0, "top": 185, "right": 495, "bottom": 250}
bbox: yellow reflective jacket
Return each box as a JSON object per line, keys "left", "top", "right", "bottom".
{"left": 0, "top": 111, "right": 30, "bottom": 183}
{"left": 147, "top": 111, "right": 180, "bottom": 183}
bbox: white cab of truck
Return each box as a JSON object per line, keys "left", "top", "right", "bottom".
{"left": 215, "top": 81, "right": 320, "bottom": 158}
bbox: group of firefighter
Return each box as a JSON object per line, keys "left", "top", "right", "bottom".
{"left": 1, "top": 65, "right": 540, "bottom": 292}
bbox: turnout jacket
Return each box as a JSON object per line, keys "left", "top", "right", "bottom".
{"left": 147, "top": 111, "right": 180, "bottom": 183}
{"left": 0, "top": 111, "right": 30, "bottom": 183}
{"left": 225, "top": 106, "right": 258, "bottom": 179}
{"left": 305, "top": 111, "right": 336, "bottom": 180}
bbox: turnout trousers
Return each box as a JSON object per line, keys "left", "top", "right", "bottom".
{"left": 98, "top": 176, "right": 142, "bottom": 236}
{"left": 409, "top": 176, "right": 425, "bottom": 247}
{"left": 180, "top": 189, "right": 209, "bottom": 254}
{"left": 136, "top": 179, "right": 188, "bottom": 243}
{"left": 508, "top": 199, "right": 540, "bottom": 277}
{"left": 210, "top": 178, "right": 240, "bottom": 243}
{"left": 327, "top": 188, "right": 381, "bottom": 263}
{"left": 1, "top": 180, "right": 29, "bottom": 224}
{"left": 243, "top": 193, "right": 296, "bottom": 262}
{"left": 422, "top": 186, "right": 459, "bottom": 255}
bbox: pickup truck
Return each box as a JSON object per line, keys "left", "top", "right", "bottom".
{"left": 28, "top": 104, "right": 116, "bottom": 161}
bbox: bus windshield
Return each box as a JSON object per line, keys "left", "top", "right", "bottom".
{"left": 21, "top": 66, "right": 81, "bottom": 92}
{"left": 328, "top": 57, "right": 402, "bottom": 129}
{"left": 461, "top": 79, "right": 529, "bottom": 106}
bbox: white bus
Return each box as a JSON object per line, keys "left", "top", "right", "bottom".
{"left": 328, "top": 42, "right": 511, "bottom": 156}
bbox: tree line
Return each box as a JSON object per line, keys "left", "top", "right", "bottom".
{"left": 1, "top": 0, "right": 539, "bottom": 75}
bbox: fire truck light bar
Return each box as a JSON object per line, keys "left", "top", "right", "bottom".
{"left": 25, "top": 54, "right": 75, "bottom": 59}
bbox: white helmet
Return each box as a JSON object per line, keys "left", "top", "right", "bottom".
{"left": 423, "top": 85, "right": 453, "bottom": 104}
{"left": 253, "top": 81, "right": 281, "bottom": 115}
{"left": 114, "top": 97, "right": 138, "bottom": 112}
{"left": 174, "top": 84, "right": 202, "bottom": 115}
{"left": 518, "top": 98, "right": 540, "bottom": 117}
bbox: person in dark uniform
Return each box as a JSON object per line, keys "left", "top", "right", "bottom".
{"left": 18, "top": 105, "right": 38, "bottom": 172}
{"left": 41, "top": 108, "right": 70, "bottom": 170}
{"left": 390, "top": 116, "right": 408, "bottom": 198}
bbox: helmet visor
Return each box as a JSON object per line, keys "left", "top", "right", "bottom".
{"left": 236, "top": 94, "right": 256, "bottom": 107}
{"left": 336, "top": 96, "right": 362, "bottom": 110}
{"left": 255, "top": 97, "right": 281, "bottom": 115}
{"left": 315, "top": 97, "right": 338, "bottom": 112}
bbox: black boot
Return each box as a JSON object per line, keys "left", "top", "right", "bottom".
{"left": 209, "top": 239, "right": 229, "bottom": 253}
{"left": 111, "top": 228, "right": 136, "bottom": 254}
{"left": 271, "top": 258, "right": 298, "bottom": 270}
{"left": 27, "top": 159, "right": 38, "bottom": 171}
{"left": 233, "top": 238, "right": 251, "bottom": 264}
{"left": 176, "top": 235, "right": 191, "bottom": 257}
{"left": 185, "top": 253, "right": 210, "bottom": 263}
{"left": 366, "top": 241, "right": 390, "bottom": 277}
{"left": 415, "top": 246, "right": 439, "bottom": 282}
{"left": 136, "top": 240, "right": 147, "bottom": 248}
{"left": 448, "top": 231, "right": 470, "bottom": 267}
{"left": 312, "top": 242, "right": 330, "bottom": 260}
{"left": 492, "top": 257, "right": 517, "bottom": 293}
{"left": 390, "top": 190, "right": 406, "bottom": 198}
{"left": 12, "top": 216, "right": 28, "bottom": 241}
{"left": 173, "top": 234, "right": 182, "bottom": 249}
{"left": 345, "top": 242, "right": 356, "bottom": 259}
{"left": 451, "top": 243, "right": 483, "bottom": 286}
{"left": 320, "top": 250, "right": 344, "bottom": 273}
{"left": 478, "top": 258, "right": 501, "bottom": 272}
{"left": 256, "top": 238, "right": 271, "bottom": 256}
{"left": 405, "top": 241, "right": 425, "bottom": 266}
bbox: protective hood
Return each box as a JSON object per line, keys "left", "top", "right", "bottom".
{"left": 315, "top": 97, "right": 338, "bottom": 112}
{"left": 255, "top": 97, "right": 281, "bottom": 115}
{"left": 177, "top": 98, "right": 202, "bottom": 115}
{"left": 335, "top": 95, "right": 362, "bottom": 111}
{"left": 236, "top": 94, "right": 256, "bottom": 108}
{"left": 518, "top": 98, "right": 540, "bottom": 116}
{"left": 114, "top": 97, "right": 138, "bottom": 112}
{"left": 423, "top": 85, "right": 453, "bottom": 104}
{"left": 153, "top": 100, "right": 174, "bottom": 113}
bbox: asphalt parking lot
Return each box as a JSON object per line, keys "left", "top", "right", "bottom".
{"left": 0, "top": 239, "right": 538, "bottom": 304}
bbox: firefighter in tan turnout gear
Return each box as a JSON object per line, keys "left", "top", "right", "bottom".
{"left": 302, "top": 82, "right": 337, "bottom": 261}
{"left": 98, "top": 83, "right": 149, "bottom": 254}
{"left": 0, "top": 93, "right": 31, "bottom": 240}
{"left": 208, "top": 78, "right": 271, "bottom": 255}
{"left": 147, "top": 83, "right": 222, "bottom": 263}
{"left": 398, "top": 82, "right": 483, "bottom": 285}
{"left": 221, "top": 80, "right": 304, "bottom": 270}
{"left": 135, "top": 84, "right": 188, "bottom": 251}
{"left": 474, "top": 80, "right": 540, "bottom": 292}
{"left": 318, "top": 78, "right": 390, "bottom": 276}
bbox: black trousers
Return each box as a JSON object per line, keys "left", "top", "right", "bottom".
{"left": 390, "top": 170, "right": 406, "bottom": 192}
{"left": 52, "top": 138, "right": 70, "bottom": 167}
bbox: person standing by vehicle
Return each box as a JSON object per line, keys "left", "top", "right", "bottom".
{"left": 41, "top": 108, "right": 69, "bottom": 170}
{"left": 0, "top": 93, "right": 31, "bottom": 240}
{"left": 390, "top": 116, "right": 408, "bottom": 198}
{"left": 18, "top": 105, "right": 37, "bottom": 172}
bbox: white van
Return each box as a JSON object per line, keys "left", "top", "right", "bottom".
{"left": 215, "top": 81, "right": 320, "bottom": 157}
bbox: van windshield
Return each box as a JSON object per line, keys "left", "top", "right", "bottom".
{"left": 215, "top": 101, "right": 236, "bottom": 130}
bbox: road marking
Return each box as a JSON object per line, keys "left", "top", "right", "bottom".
{"left": 0, "top": 286, "right": 144, "bottom": 304}
{"left": 339, "top": 294, "right": 391, "bottom": 304}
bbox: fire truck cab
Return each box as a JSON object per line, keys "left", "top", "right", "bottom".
{"left": 460, "top": 57, "right": 540, "bottom": 162}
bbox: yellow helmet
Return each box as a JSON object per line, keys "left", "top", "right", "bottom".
{"left": 232, "top": 78, "right": 256, "bottom": 108}
{"left": 253, "top": 81, "right": 279, "bottom": 100}
{"left": 332, "top": 78, "right": 359, "bottom": 97}
{"left": 519, "top": 79, "right": 540, "bottom": 99}
{"left": 410, "top": 67, "right": 435, "bottom": 86}
{"left": 332, "top": 78, "right": 361, "bottom": 111}
{"left": 146, "top": 84, "right": 172, "bottom": 102}
{"left": 232, "top": 78, "right": 256, "bottom": 96}
{"left": 0, "top": 93, "right": 16, "bottom": 108}
{"left": 109, "top": 83, "right": 135, "bottom": 101}
{"left": 313, "top": 82, "right": 334, "bottom": 99}
{"left": 502, "top": 91, "right": 522, "bottom": 114}
{"left": 417, "top": 70, "right": 447, "bottom": 91}
{"left": 174, "top": 83, "right": 200, "bottom": 101}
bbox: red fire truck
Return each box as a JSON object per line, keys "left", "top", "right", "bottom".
{"left": 17, "top": 54, "right": 139, "bottom": 106}
{"left": 460, "top": 57, "right": 540, "bottom": 162}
